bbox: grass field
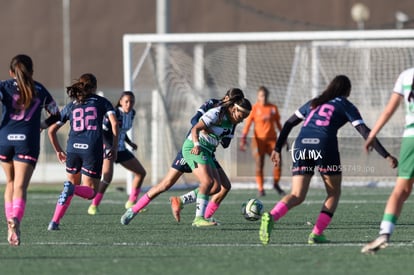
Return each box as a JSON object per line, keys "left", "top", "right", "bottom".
{"left": 1, "top": 184, "right": 414, "bottom": 275}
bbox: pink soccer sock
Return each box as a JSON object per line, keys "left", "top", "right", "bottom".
{"left": 204, "top": 201, "right": 220, "bottom": 219}
{"left": 13, "top": 198, "right": 26, "bottom": 222}
{"left": 132, "top": 193, "right": 151, "bottom": 213}
{"left": 92, "top": 192, "right": 104, "bottom": 206}
{"left": 312, "top": 212, "right": 332, "bottom": 235}
{"left": 128, "top": 188, "right": 140, "bottom": 203}
{"left": 270, "top": 201, "right": 289, "bottom": 221}
{"left": 52, "top": 195, "right": 74, "bottom": 223}
{"left": 74, "top": 185, "right": 95, "bottom": 199}
{"left": 5, "top": 201, "right": 13, "bottom": 221}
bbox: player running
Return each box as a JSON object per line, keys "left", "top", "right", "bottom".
{"left": 120, "top": 89, "right": 249, "bottom": 226}
{"left": 0, "top": 54, "right": 60, "bottom": 246}
{"left": 361, "top": 67, "right": 414, "bottom": 254}
{"left": 47, "top": 73, "right": 119, "bottom": 231}
{"left": 259, "top": 75, "right": 398, "bottom": 245}
{"left": 174, "top": 96, "right": 251, "bottom": 227}
{"left": 87, "top": 91, "right": 146, "bottom": 215}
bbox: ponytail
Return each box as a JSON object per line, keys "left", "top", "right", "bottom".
{"left": 10, "top": 54, "right": 35, "bottom": 110}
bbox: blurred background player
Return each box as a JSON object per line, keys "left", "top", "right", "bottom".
{"left": 47, "top": 73, "right": 118, "bottom": 230}
{"left": 87, "top": 91, "right": 146, "bottom": 215}
{"left": 240, "top": 86, "right": 285, "bottom": 196}
{"left": 0, "top": 54, "right": 60, "bottom": 246}
{"left": 259, "top": 75, "right": 397, "bottom": 245}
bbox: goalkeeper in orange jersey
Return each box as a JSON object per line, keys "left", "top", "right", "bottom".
{"left": 240, "top": 86, "right": 285, "bottom": 196}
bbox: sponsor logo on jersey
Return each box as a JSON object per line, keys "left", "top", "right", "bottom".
{"left": 73, "top": 143, "right": 89, "bottom": 149}
{"left": 7, "top": 134, "right": 26, "bottom": 141}
{"left": 301, "top": 138, "right": 320, "bottom": 144}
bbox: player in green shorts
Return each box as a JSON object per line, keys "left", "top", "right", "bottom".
{"left": 361, "top": 67, "right": 414, "bottom": 254}
{"left": 184, "top": 97, "right": 251, "bottom": 227}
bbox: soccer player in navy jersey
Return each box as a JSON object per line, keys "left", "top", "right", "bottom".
{"left": 259, "top": 75, "right": 398, "bottom": 245}
{"left": 120, "top": 88, "right": 245, "bottom": 225}
{"left": 87, "top": 91, "right": 146, "bottom": 215}
{"left": 0, "top": 54, "right": 61, "bottom": 246}
{"left": 47, "top": 73, "right": 119, "bottom": 231}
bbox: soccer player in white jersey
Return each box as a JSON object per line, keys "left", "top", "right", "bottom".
{"left": 179, "top": 97, "right": 251, "bottom": 227}
{"left": 121, "top": 93, "right": 251, "bottom": 226}
{"left": 120, "top": 89, "right": 244, "bottom": 225}
{"left": 362, "top": 67, "right": 414, "bottom": 254}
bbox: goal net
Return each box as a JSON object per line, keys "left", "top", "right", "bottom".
{"left": 123, "top": 30, "right": 414, "bottom": 188}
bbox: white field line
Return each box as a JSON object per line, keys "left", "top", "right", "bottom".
{"left": 1, "top": 241, "right": 414, "bottom": 248}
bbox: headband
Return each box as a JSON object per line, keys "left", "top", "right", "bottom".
{"left": 234, "top": 103, "right": 250, "bottom": 115}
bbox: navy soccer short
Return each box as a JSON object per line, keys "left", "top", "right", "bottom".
{"left": 290, "top": 138, "right": 341, "bottom": 176}
{"left": 171, "top": 151, "right": 192, "bottom": 173}
{"left": 66, "top": 152, "right": 103, "bottom": 179}
{"left": 114, "top": 150, "right": 135, "bottom": 164}
{"left": 0, "top": 144, "right": 39, "bottom": 167}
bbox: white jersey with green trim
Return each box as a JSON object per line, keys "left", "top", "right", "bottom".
{"left": 393, "top": 67, "right": 414, "bottom": 137}
{"left": 187, "top": 106, "right": 233, "bottom": 152}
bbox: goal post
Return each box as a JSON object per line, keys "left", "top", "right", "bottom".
{"left": 123, "top": 29, "right": 414, "bottom": 189}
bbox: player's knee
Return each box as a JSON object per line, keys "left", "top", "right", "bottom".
{"left": 210, "top": 184, "right": 221, "bottom": 195}
{"left": 102, "top": 174, "right": 113, "bottom": 184}
{"left": 222, "top": 182, "right": 231, "bottom": 191}
{"left": 289, "top": 194, "right": 306, "bottom": 206}
{"left": 142, "top": 168, "right": 147, "bottom": 178}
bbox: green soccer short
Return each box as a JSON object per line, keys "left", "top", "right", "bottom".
{"left": 398, "top": 136, "right": 414, "bottom": 179}
{"left": 182, "top": 139, "right": 215, "bottom": 170}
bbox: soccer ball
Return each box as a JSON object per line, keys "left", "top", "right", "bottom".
{"left": 241, "top": 198, "right": 264, "bottom": 221}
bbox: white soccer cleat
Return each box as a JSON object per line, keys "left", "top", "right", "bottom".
{"left": 361, "top": 234, "right": 389, "bottom": 254}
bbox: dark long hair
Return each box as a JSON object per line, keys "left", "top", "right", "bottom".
{"left": 10, "top": 54, "right": 35, "bottom": 109}
{"left": 217, "top": 88, "right": 245, "bottom": 120}
{"left": 66, "top": 73, "right": 97, "bottom": 103}
{"left": 311, "top": 75, "right": 351, "bottom": 108}
{"left": 222, "top": 87, "right": 244, "bottom": 102}
{"left": 115, "top": 91, "right": 135, "bottom": 108}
